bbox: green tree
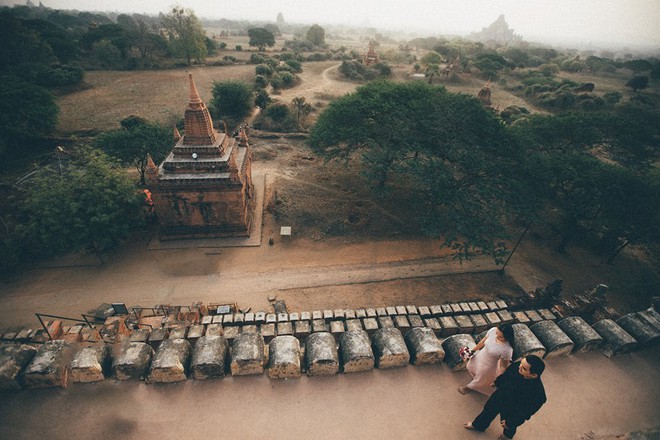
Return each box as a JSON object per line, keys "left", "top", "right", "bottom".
{"left": 0, "top": 77, "right": 58, "bottom": 160}
{"left": 420, "top": 51, "right": 443, "bottom": 66}
{"left": 247, "top": 28, "right": 275, "bottom": 52}
{"left": 161, "top": 6, "right": 207, "bottom": 66}
{"left": 18, "top": 147, "right": 144, "bottom": 261}
{"left": 291, "top": 96, "right": 312, "bottom": 126}
{"left": 211, "top": 80, "right": 254, "bottom": 120}
{"left": 305, "top": 24, "right": 325, "bottom": 47}
{"left": 625, "top": 75, "right": 649, "bottom": 92}
{"left": 622, "top": 59, "right": 653, "bottom": 73}
{"left": 309, "top": 81, "right": 522, "bottom": 262}
{"left": 93, "top": 119, "right": 172, "bottom": 186}
{"left": 425, "top": 63, "right": 440, "bottom": 83}
{"left": 254, "top": 89, "right": 272, "bottom": 109}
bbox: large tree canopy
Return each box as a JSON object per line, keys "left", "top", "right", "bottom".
{"left": 160, "top": 7, "right": 207, "bottom": 65}
{"left": 17, "top": 147, "right": 144, "bottom": 260}
{"left": 211, "top": 80, "right": 254, "bottom": 121}
{"left": 93, "top": 118, "right": 172, "bottom": 186}
{"left": 309, "top": 81, "right": 527, "bottom": 262}
{"left": 247, "top": 28, "right": 275, "bottom": 52}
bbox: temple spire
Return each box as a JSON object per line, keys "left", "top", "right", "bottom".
{"left": 188, "top": 73, "right": 203, "bottom": 108}
{"left": 173, "top": 126, "right": 181, "bottom": 141}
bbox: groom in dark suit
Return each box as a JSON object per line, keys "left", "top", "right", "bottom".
{"left": 464, "top": 355, "right": 547, "bottom": 439}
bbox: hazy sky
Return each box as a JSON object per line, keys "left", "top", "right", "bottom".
{"left": 3, "top": 0, "right": 660, "bottom": 49}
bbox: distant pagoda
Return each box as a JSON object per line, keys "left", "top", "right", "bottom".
{"left": 470, "top": 15, "right": 523, "bottom": 45}
{"left": 477, "top": 79, "right": 492, "bottom": 107}
{"left": 363, "top": 41, "right": 380, "bottom": 66}
{"left": 146, "top": 74, "right": 254, "bottom": 240}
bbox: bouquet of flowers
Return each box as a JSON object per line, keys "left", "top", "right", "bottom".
{"left": 459, "top": 346, "right": 474, "bottom": 362}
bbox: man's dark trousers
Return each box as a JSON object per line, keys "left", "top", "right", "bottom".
{"left": 472, "top": 390, "right": 519, "bottom": 438}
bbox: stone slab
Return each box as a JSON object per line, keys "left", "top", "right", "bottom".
{"left": 344, "top": 310, "right": 356, "bottom": 320}
{"left": 470, "top": 315, "right": 488, "bottom": 334}
{"left": 191, "top": 335, "right": 229, "bottom": 379}
{"left": 149, "top": 338, "right": 191, "bottom": 383}
{"left": 538, "top": 309, "right": 557, "bottom": 321}
{"left": 496, "top": 310, "right": 515, "bottom": 324}
{"left": 484, "top": 312, "right": 502, "bottom": 326}
{"left": 366, "top": 308, "right": 378, "bottom": 318}
{"left": 372, "top": 327, "right": 409, "bottom": 369}
{"left": 362, "top": 318, "right": 379, "bottom": 334}
{"left": 454, "top": 315, "right": 474, "bottom": 333}
{"left": 394, "top": 315, "right": 411, "bottom": 332}
{"left": 438, "top": 316, "right": 459, "bottom": 336}
{"left": 525, "top": 310, "right": 543, "bottom": 323}
{"left": 404, "top": 328, "right": 445, "bottom": 365}
{"left": 395, "top": 306, "right": 407, "bottom": 315}
{"left": 129, "top": 328, "right": 150, "bottom": 343}
{"left": 70, "top": 345, "right": 109, "bottom": 383}
{"left": 378, "top": 316, "right": 394, "bottom": 329}
{"left": 511, "top": 323, "right": 546, "bottom": 361}
{"left": 330, "top": 320, "right": 345, "bottom": 336}
{"left": 277, "top": 322, "right": 294, "bottom": 336}
{"left": 260, "top": 323, "right": 276, "bottom": 343}
{"left": 268, "top": 336, "right": 301, "bottom": 379}
{"left": 312, "top": 319, "right": 329, "bottom": 333}
{"left": 230, "top": 333, "right": 265, "bottom": 376}
{"left": 112, "top": 342, "right": 154, "bottom": 381}
{"left": 424, "top": 318, "right": 442, "bottom": 335}
{"left": 429, "top": 305, "right": 443, "bottom": 316}
{"left": 23, "top": 340, "right": 77, "bottom": 388}
{"left": 512, "top": 311, "right": 530, "bottom": 325}
{"left": 408, "top": 315, "right": 424, "bottom": 328}
{"left": 206, "top": 323, "right": 224, "bottom": 337}
{"left": 305, "top": 332, "right": 339, "bottom": 376}
{"left": 592, "top": 319, "right": 638, "bottom": 357}
{"left": 339, "top": 330, "right": 374, "bottom": 373}
{"left": 616, "top": 313, "right": 660, "bottom": 347}
{"left": 294, "top": 321, "right": 311, "bottom": 340}
{"left": 355, "top": 309, "right": 367, "bottom": 319}
{"left": 346, "top": 319, "right": 363, "bottom": 332}
{"left": 418, "top": 306, "right": 431, "bottom": 318}
{"left": 0, "top": 343, "right": 38, "bottom": 390}
{"left": 223, "top": 326, "right": 240, "bottom": 342}
{"left": 530, "top": 320, "right": 574, "bottom": 358}
{"left": 557, "top": 316, "right": 603, "bottom": 353}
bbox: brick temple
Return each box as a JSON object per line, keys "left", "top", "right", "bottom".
{"left": 146, "top": 74, "right": 254, "bottom": 240}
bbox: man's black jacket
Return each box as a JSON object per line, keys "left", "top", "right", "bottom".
{"left": 492, "top": 361, "right": 547, "bottom": 427}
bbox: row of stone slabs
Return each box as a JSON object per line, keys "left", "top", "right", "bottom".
{"left": 131, "top": 308, "right": 551, "bottom": 349}
{"left": 1, "top": 309, "right": 658, "bottom": 390}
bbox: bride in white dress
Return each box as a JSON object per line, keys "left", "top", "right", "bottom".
{"left": 458, "top": 324, "right": 515, "bottom": 396}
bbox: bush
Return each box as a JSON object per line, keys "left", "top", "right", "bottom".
{"left": 255, "top": 64, "right": 273, "bottom": 76}
{"left": 218, "top": 42, "right": 227, "bottom": 49}
{"left": 603, "top": 91, "right": 622, "bottom": 105}
{"left": 254, "top": 89, "right": 271, "bottom": 108}
{"left": 270, "top": 73, "right": 284, "bottom": 89}
{"left": 253, "top": 102, "right": 297, "bottom": 132}
{"left": 254, "top": 74, "right": 268, "bottom": 88}
{"left": 284, "top": 59, "right": 303, "bottom": 73}
{"left": 235, "top": 45, "right": 242, "bottom": 51}
{"left": 279, "top": 71, "right": 295, "bottom": 87}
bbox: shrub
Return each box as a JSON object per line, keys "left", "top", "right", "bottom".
{"left": 255, "top": 64, "right": 273, "bottom": 76}
{"left": 279, "top": 71, "right": 295, "bottom": 87}
{"left": 235, "top": 45, "right": 242, "bottom": 51}
{"left": 603, "top": 91, "right": 622, "bottom": 105}
{"left": 254, "top": 75, "right": 268, "bottom": 88}
{"left": 284, "top": 59, "right": 303, "bottom": 73}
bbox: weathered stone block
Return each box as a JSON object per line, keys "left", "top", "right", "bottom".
{"left": 404, "top": 328, "right": 445, "bottom": 365}
{"left": 294, "top": 320, "right": 311, "bottom": 340}
{"left": 312, "top": 319, "right": 328, "bottom": 333}
{"left": 424, "top": 318, "right": 442, "bottom": 335}
{"left": 201, "top": 315, "right": 213, "bottom": 325}
{"left": 268, "top": 336, "right": 301, "bottom": 379}
{"left": 638, "top": 309, "right": 660, "bottom": 331}
{"left": 206, "top": 323, "right": 223, "bottom": 337}
{"left": 459, "top": 303, "right": 471, "bottom": 313}
{"left": 538, "top": 309, "right": 557, "bottom": 321}
{"left": 212, "top": 315, "right": 223, "bottom": 324}
{"left": 512, "top": 311, "right": 530, "bottom": 325}
{"left": 23, "top": 340, "right": 77, "bottom": 388}
{"left": 230, "top": 333, "right": 265, "bottom": 376}
{"left": 366, "top": 308, "right": 378, "bottom": 318}
{"left": 372, "top": 327, "right": 409, "bottom": 369}
{"left": 442, "top": 334, "right": 476, "bottom": 371}
{"left": 0, "top": 343, "right": 37, "bottom": 389}
{"left": 330, "top": 320, "right": 345, "bottom": 336}
{"left": 333, "top": 309, "right": 345, "bottom": 319}
{"left": 511, "top": 323, "right": 546, "bottom": 361}
{"left": 277, "top": 313, "right": 289, "bottom": 322}
{"left": 395, "top": 306, "right": 407, "bottom": 315}
{"left": 289, "top": 312, "right": 300, "bottom": 322}
{"left": 557, "top": 316, "right": 603, "bottom": 353}
{"left": 362, "top": 318, "right": 379, "bottom": 334}
{"left": 438, "top": 316, "right": 458, "bottom": 336}
{"left": 244, "top": 312, "right": 255, "bottom": 324}
{"left": 323, "top": 310, "right": 334, "bottom": 320}
{"left": 529, "top": 320, "right": 574, "bottom": 358}
{"left": 408, "top": 315, "right": 424, "bottom": 328}
{"left": 234, "top": 313, "right": 244, "bottom": 324}
{"left": 355, "top": 309, "right": 367, "bottom": 319}
{"left": 441, "top": 304, "right": 453, "bottom": 315}
{"left": 223, "top": 314, "right": 234, "bottom": 325}
{"left": 484, "top": 312, "right": 502, "bottom": 326}
{"left": 344, "top": 309, "right": 356, "bottom": 320}
{"left": 486, "top": 301, "right": 499, "bottom": 311}
{"left": 305, "top": 332, "right": 339, "bottom": 376}
{"left": 242, "top": 325, "right": 258, "bottom": 334}
{"left": 450, "top": 304, "right": 462, "bottom": 314}
{"left": 255, "top": 312, "right": 266, "bottom": 324}
{"left": 468, "top": 302, "right": 480, "bottom": 313}
{"left": 148, "top": 328, "right": 168, "bottom": 349}
{"left": 429, "top": 305, "right": 443, "bottom": 316}
{"left": 470, "top": 315, "right": 488, "bottom": 333}
{"left": 454, "top": 315, "right": 474, "bottom": 333}
{"left": 339, "top": 330, "right": 374, "bottom": 373}
{"left": 191, "top": 335, "right": 229, "bottom": 379}
{"left": 346, "top": 319, "right": 363, "bottom": 332}
{"left": 496, "top": 310, "right": 515, "bottom": 324}
{"left": 477, "top": 301, "right": 489, "bottom": 312}
{"left": 592, "top": 319, "right": 638, "bottom": 357}
{"left": 312, "top": 310, "right": 323, "bottom": 320}
{"left": 616, "top": 313, "right": 660, "bottom": 347}
{"left": 129, "top": 328, "right": 150, "bottom": 343}
{"left": 496, "top": 300, "right": 508, "bottom": 310}
{"left": 378, "top": 316, "right": 394, "bottom": 329}
{"left": 168, "top": 325, "right": 187, "bottom": 340}
{"left": 524, "top": 310, "right": 543, "bottom": 323}
{"left": 112, "top": 342, "right": 154, "bottom": 381}
{"left": 300, "top": 311, "right": 312, "bottom": 321}
{"left": 187, "top": 324, "right": 205, "bottom": 342}
{"left": 418, "top": 306, "right": 431, "bottom": 318}
{"left": 277, "top": 321, "right": 293, "bottom": 336}
{"left": 70, "top": 345, "right": 109, "bottom": 383}
{"left": 266, "top": 313, "right": 277, "bottom": 324}
{"left": 260, "top": 323, "right": 276, "bottom": 343}
{"left": 149, "top": 339, "right": 191, "bottom": 383}
{"left": 223, "top": 326, "right": 241, "bottom": 342}
{"left": 394, "top": 315, "right": 411, "bottom": 332}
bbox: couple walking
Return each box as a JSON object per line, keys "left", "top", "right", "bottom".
{"left": 459, "top": 324, "right": 547, "bottom": 439}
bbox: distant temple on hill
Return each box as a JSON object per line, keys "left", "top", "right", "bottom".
{"left": 146, "top": 74, "right": 254, "bottom": 240}
{"left": 470, "top": 14, "right": 523, "bottom": 45}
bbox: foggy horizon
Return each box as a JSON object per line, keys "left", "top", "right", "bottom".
{"left": 1, "top": 0, "right": 660, "bottom": 52}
